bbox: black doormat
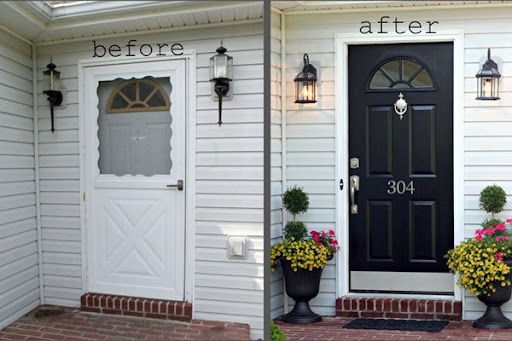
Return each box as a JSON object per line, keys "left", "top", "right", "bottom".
{"left": 343, "top": 318, "right": 448, "bottom": 332}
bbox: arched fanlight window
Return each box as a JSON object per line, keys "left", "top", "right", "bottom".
{"left": 368, "top": 57, "right": 435, "bottom": 90}
{"left": 106, "top": 77, "right": 170, "bottom": 113}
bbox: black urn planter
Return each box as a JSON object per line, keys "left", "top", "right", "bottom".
{"left": 280, "top": 257, "right": 323, "bottom": 324}
{"left": 473, "top": 260, "right": 512, "bottom": 329}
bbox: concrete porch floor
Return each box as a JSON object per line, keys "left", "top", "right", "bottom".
{"left": 276, "top": 317, "right": 512, "bottom": 340}
{"left": 0, "top": 306, "right": 250, "bottom": 340}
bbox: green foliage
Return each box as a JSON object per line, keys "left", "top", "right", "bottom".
{"left": 482, "top": 218, "right": 504, "bottom": 229}
{"left": 282, "top": 186, "right": 309, "bottom": 218}
{"left": 480, "top": 184, "right": 507, "bottom": 217}
{"left": 270, "top": 321, "right": 287, "bottom": 341}
{"left": 284, "top": 221, "right": 308, "bottom": 241}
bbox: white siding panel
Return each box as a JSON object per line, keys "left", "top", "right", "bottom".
{"left": 0, "top": 29, "right": 38, "bottom": 331}
{"left": 281, "top": 4, "right": 512, "bottom": 321}
{"left": 37, "top": 22, "right": 264, "bottom": 339}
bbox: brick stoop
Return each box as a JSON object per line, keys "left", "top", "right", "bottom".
{"left": 336, "top": 297, "right": 462, "bottom": 321}
{"left": 81, "top": 293, "right": 192, "bottom": 321}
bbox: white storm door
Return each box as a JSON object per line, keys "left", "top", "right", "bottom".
{"left": 84, "top": 59, "right": 186, "bottom": 300}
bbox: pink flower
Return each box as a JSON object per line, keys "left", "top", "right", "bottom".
{"left": 495, "top": 252, "right": 503, "bottom": 261}
{"left": 329, "top": 229, "right": 335, "bottom": 235}
{"left": 496, "top": 223, "right": 506, "bottom": 231}
{"left": 507, "top": 218, "right": 512, "bottom": 224}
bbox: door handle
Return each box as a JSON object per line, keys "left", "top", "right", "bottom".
{"left": 350, "top": 175, "right": 359, "bottom": 214}
{"left": 167, "top": 180, "right": 183, "bottom": 191}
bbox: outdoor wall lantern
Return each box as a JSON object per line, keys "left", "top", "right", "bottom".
{"left": 209, "top": 44, "right": 233, "bottom": 126}
{"left": 294, "top": 53, "right": 317, "bottom": 104}
{"left": 476, "top": 48, "right": 501, "bottom": 100}
{"left": 43, "top": 60, "right": 63, "bottom": 133}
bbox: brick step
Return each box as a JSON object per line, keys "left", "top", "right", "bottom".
{"left": 336, "top": 297, "right": 462, "bottom": 321}
{"left": 80, "top": 293, "right": 192, "bottom": 321}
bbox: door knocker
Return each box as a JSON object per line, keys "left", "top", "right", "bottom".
{"left": 394, "top": 92, "right": 408, "bottom": 120}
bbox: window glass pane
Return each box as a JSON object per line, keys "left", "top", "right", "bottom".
{"left": 97, "top": 77, "right": 172, "bottom": 176}
{"left": 402, "top": 59, "right": 421, "bottom": 81}
{"left": 381, "top": 60, "right": 400, "bottom": 82}
{"left": 411, "top": 69, "right": 434, "bottom": 88}
{"left": 370, "top": 70, "right": 391, "bottom": 89}
{"left": 392, "top": 83, "right": 411, "bottom": 89}
{"left": 111, "top": 93, "right": 129, "bottom": 109}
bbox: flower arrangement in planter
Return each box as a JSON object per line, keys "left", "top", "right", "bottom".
{"left": 445, "top": 184, "right": 510, "bottom": 296}
{"left": 445, "top": 184, "right": 512, "bottom": 329}
{"left": 270, "top": 185, "right": 339, "bottom": 323}
{"left": 270, "top": 186, "right": 340, "bottom": 272}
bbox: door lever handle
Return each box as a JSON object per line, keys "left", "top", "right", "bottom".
{"left": 167, "top": 180, "right": 184, "bottom": 191}
{"left": 350, "top": 175, "right": 360, "bottom": 214}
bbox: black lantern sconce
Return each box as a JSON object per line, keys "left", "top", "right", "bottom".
{"left": 209, "top": 44, "right": 233, "bottom": 126}
{"left": 43, "top": 60, "right": 63, "bottom": 133}
{"left": 476, "top": 48, "right": 501, "bottom": 100}
{"left": 294, "top": 54, "right": 317, "bottom": 104}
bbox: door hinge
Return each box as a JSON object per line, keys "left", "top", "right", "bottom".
{"left": 83, "top": 192, "right": 86, "bottom": 202}
{"left": 339, "top": 179, "right": 344, "bottom": 190}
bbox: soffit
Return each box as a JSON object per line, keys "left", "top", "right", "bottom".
{"left": 272, "top": 0, "right": 508, "bottom": 13}
{"left": 0, "top": 1, "right": 263, "bottom": 44}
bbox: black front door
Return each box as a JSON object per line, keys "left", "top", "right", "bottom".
{"left": 348, "top": 43, "right": 454, "bottom": 284}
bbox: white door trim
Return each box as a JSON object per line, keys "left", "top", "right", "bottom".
{"left": 334, "top": 31, "right": 465, "bottom": 301}
{"left": 78, "top": 52, "right": 196, "bottom": 303}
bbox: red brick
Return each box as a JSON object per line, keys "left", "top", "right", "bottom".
{"left": 106, "top": 296, "right": 114, "bottom": 309}
{"left": 382, "top": 299, "right": 391, "bottom": 312}
{"left": 337, "top": 311, "right": 360, "bottom": 318}
{"left": 427, "top": 300, "right": 435, "bottom": 313}
{"left": 124, "top": 311, "right": 144, "bottom": 317}
{"left": 454, "top": 301, "right": 462, "bottom": 314}
{"left": 93, "top": 295, "right": 100, "bottom": 307}
{"left": 102, "top": 308, "right": 122, "bottom": 315}
{"left": 350, "top": 298, "right": 358, "bottom": 310}
{"left": 128, "top": 298, "right": 135, "bottom": 311}
{"left": 444, "top": 301, "right": 452, "bottom": 313}
{"left": 410, "top": 313, "right": 432, "bottom": 320}
{"left": 358, "top": 298, "right": 367, "bottom": 311}
{"left": 361, "top": 311, "right": 383, "bottom": 318}
{"left": 417, "top": 300, "right": 426, "bottom": 313}
{"left": 145, "top": 313, "right": 167, "bottom": 319}
{"left": 184, "top": 303, "right": 192, "bottom": 317}
{"left": 366, "top": 299, "right": 375, "bottom": 311}
{"left": 435, "top": 300, "right": 444, "bottom": 313}
{"left": 391, "top": 299, "right": 400, "bottom": 312}
{"left": 409, "top": 300, "right": 417, "bottom": 313}
{"left": 400, "top": 299, "right": 408, "bottom": 312}
{"left": 81, "top": 307, "right": 100, "bottom": 313}
{"left": 121, "top": 298, "right": 128, "bottom": 310}
{"left": 385, "top": 312, "right": 409, "bottom": 319}
{"left": 375, "top": 298, "right": 383, "bottom": 311}
{"left": 86, "top": 295, "right": 93, "bottom": 306}
{"left": 136, "top": 299, "right": 143, "bottom": 312}
{"left": 343, "top": 298, "right": 350, "bottom": 310}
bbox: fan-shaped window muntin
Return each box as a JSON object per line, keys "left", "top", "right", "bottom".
{"left": 106, "top": 77, "right": 170, "bottom": 113}
{"left": 368, "top": 57, "right": 435, "bottom": 91}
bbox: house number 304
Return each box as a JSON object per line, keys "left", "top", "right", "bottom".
{"left": 387, "top": 180, "right": 415, "bottom": 195}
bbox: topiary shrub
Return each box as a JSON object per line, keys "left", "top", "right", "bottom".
{"left": 284, "top": 221, "right": 308, "bottom": 241}
{"left": 282, "top": 186, "right": 309, "bottom": 221}
{"left": 480, "top": 184, "right": 507, "bottom": 218}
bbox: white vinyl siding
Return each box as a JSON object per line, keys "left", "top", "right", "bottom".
{"left": 36, "top": 22, "right": 264, "bottom": 339}
{"left": 270, "top": 10, "right": 284, "bottom": 319}
{"left": 0, "top": 29, "right": 39, "bottom": 330}
{"left": 282, "top": 5, "right": 512, "bottom": 318}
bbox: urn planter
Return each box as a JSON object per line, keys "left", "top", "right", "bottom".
{"left": 280, "top": 257, "right": 323, "bottom": 324}
{"left": 473, "top": 260, "right": 512, "bottom": 329}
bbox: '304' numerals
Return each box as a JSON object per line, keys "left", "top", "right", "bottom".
{"left": 387, "top": 180, "right": 415, "bottom": 195}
